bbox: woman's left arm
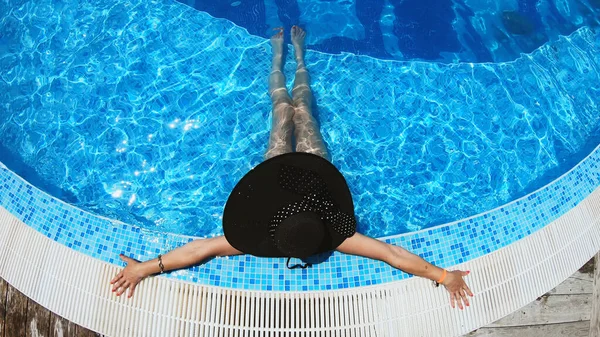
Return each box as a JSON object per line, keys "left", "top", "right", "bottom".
{"left": 336, "top": 233, "right": 473, "bottom": 309}
{"left": 111, "top": 236, "right": 242, "bottom": 298}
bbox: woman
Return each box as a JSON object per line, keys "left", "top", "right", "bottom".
{"left": 111, "top": 26, "right": 473, "bottom": 310}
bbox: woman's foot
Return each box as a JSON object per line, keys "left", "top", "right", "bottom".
{"left": 271, "top": 27, "right": 284, "bottom": 71}
{"left": 291, "top": 26, "right": 306, "bottom": 65}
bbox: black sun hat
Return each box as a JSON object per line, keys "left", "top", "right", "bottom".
{"left": 223, "top": 152, "right": 357, "bottom": 259}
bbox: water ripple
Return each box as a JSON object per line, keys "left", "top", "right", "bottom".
{"left": 0, "top": 0, "right": 599, "bottom": 237}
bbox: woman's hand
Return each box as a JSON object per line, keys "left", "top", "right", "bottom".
{"left": 110, "top": 254, "right": 147, "bottom": 298}
{"left": 442, "top": 270, "right": 474, "bottom": 309}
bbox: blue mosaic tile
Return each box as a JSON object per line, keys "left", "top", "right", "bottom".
{"left": 2, "top": 0, "right": 599, "bottom": 240}
{"left": 0, "top": 146, "right": 599, "bottom": 291}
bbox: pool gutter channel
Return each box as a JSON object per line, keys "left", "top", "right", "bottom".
{"left": 0, "top": 186, "right": 598, "bottom": 336}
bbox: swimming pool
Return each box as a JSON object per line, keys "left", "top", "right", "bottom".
{"left": 183, "top": 0, "right": 600, "bottom": 62}
{"left": 1, "top": 0, "right": 600, "bottom": 336}
{"left": 1, "top": 0, "right": 599, "bottom": 239}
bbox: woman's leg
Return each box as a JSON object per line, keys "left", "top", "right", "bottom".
{"left": 265, "top": 28, "right": 295, "bottom": 160}
{"left": 290, "top": 26, "right": 329, "bottom": 160}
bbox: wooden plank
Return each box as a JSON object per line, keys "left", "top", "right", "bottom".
{"left": 1, "top": 278, "right": 7, "bottom": 337}
{"left": 547, "top": 272, "right": 594, "bottom": 295}
{"left": 26, "top": 299, "right": 51, "bottom": 337}
{"left": 74, "top": 325, "right": 101, "bottom": 337}
{"left": 49, "top": 313, "right": 76, "bottom": 337}
{"left": 488, "top": 294, "right": 592, "bottom": 327}
{"left": 4, "top": 285, "right": 28, "bottom": 337}
{"left": 590, "top": 253, "right": 599, "bottom": 337}
{"left": 467, "top": 320, "right": 590, "bottom": 337}
{"left": 580, "top": 257, "right": 596, "bottom": 275}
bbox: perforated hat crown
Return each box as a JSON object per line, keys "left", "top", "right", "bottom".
{"left": 223, "top": 152, "right": 357, "bottom": 258}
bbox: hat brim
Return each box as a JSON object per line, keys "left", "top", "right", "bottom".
{"left": 223, "top": 152, "right": 355, "bottom": 257}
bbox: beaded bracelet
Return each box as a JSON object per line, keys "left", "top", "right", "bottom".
{"left": 158, "top": 254, "right": 165, "bottom": 274}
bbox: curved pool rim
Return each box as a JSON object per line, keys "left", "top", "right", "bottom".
{"left": 2, "top": 0, "right": 599, "bottom": 239}
{"left": 0, "top": 139, "right": 599, "bottom": 335}
{"left": 2, "top": 2, "right": 600, "bottom": 334}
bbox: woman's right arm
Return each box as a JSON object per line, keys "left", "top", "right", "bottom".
{"left": 336, "top": 233, "right": 473, "bottom": 309}
{"left": 110, "top": 236, "right": 243, "bottom": 298}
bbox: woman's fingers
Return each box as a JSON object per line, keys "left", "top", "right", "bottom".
{"left": 444, "top": 270, "right": 474, "bottom": 309}
{"left": 112, "top": 255, "right": 130, "bottom": 287}
{"left": 460, "top": 289, "right": 470, "bottom": 307}
{"left": 455, "top": 292, "right": 464, "bottom": 310}
{"left": 110, "top": 272, "right": 122, "bottom": 284}
{"left": 128, "top": 283, "right": 138, "bottom": 298}
{"left": 116, "top": 281, "right": 130, "bottom": 296}
{"left": 111, "top": 254, "right": 143, "bottom": 298}
{"left": 112, "top": 261, "right": 143, "bottom": 297}
{"left": 465, "top": 285, "right": 474, "bottom": 297}
{"left": 113, "top": 278, "right": 140, "bottom": 298}
{"left": 119, "top": 254, "right": 137, "bottom": 264}
{"left": 112, "top": 278, "right": 126, "bottom": 292}
{"left": 112, "top": 278, "right": 123, "bottom": 289}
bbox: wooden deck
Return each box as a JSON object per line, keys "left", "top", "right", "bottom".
{"left": 467, "top": 254, "right": 599, "bottom": 337}
{"left": 0, "top": 255, "right": 598, "bottom": 337}
{"left": 0, "top": 278, "right": 100, "bottom": 337}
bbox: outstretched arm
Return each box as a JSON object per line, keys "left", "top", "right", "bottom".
{"left": 336, "top": 233, "right": 473, "bottom": 309}
{"left": 110, "top": 236, "right": 243, "bottom": 298}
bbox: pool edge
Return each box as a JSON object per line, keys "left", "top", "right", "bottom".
{"left": 1, "top": 187, "right": 598, "bottom": 336}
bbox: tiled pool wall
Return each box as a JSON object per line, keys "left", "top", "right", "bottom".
{"left": 2, "top": 0, "right": 600, "bottom": 240}
{"left": 1, "top": 144, "right": 598, "bottom": 292}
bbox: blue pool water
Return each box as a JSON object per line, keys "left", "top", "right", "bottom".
{"left": 182, "top": 0, "right": 600, "bottom": 62}
{"left": 0, "top": 0, "right": 599, "bottom": 238}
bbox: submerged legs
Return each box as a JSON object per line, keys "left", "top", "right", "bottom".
{"left": 290, "top": 26, "right": 329, "bottom": 160}
{"left": 265, "top": 27, "right": 295, "bottom": 160}
{"left": 264, "top": 26, "right": 329, "bottom": 161}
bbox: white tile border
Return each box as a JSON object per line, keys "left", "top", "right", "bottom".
{"left": 1, "top": 187, "right": 598, "bottom": 336}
